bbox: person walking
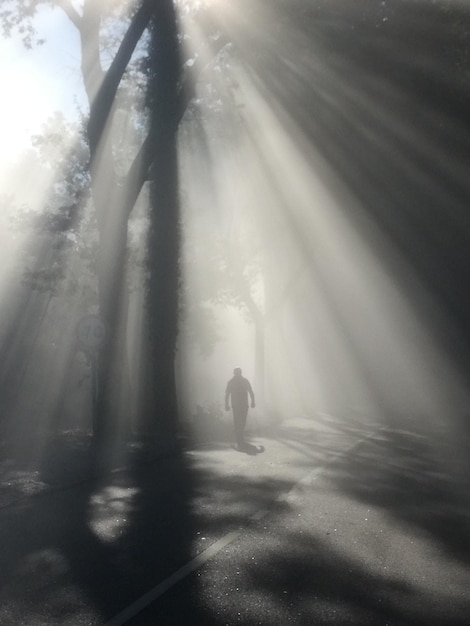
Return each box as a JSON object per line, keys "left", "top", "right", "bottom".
{"left": 225, "top": 367, "right": 255, "bottom": 449}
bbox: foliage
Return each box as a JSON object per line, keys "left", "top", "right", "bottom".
{"left": 1, "top": 0, "right": 261, "bottom": 437}
{"left": 4, "top": 112, "right": 98, "bottom": 302}
{"left": 0, "top": 0, "right": 48, "bottom": 48}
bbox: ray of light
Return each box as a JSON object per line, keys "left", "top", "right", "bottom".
{"left": 176, "top": 0, "right": 470, "bottom": 463}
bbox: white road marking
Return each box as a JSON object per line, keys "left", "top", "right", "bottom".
{"left": 274, "top": 428, "right": 385, "bottom": 505}
{"left": 104, "top": 427, "right": 385, "bottom": 625}
{"left": 250, "top": 508, "right": 269, "bottom": 521}
{"left": 104, "top": 531, "right": 240, "bottom": 626}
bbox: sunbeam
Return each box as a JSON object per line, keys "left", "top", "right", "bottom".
{"left": 176, "top": 0, "right": 470, "bottom": 462}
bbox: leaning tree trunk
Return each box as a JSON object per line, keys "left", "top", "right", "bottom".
{"left": 94, "top": 197, "right": 130, "bottom": 442}
{"left": 77, "top": 0, "right": 185, "bottom": 445}
{"left": 77, "top": 0, "right": 158, "bottom": 443}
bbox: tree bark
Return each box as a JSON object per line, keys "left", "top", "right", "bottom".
{"left": 254, "top": 319, "right": 265, "bottom": 409}
{"left": 136, "top": 0, "right": 181, "bottom": 444}
{"left": 140, "top": 139, "right": 180, "bottom": 439}
{"left": 69, "top": 0, "right": 183, "bottom": 443}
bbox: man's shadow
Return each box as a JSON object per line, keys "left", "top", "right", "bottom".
{"left": 233, "top": 442, "right": 266, "bottom": 456}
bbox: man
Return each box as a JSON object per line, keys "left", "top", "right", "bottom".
{"left": 225, "top": 367, "right": 255, "bottom": 448}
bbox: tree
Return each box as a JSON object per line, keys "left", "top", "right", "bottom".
{"left": 1, "top": 0, "right": 235, "bottom": 446}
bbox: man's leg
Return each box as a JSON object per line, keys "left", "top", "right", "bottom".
{"left": 233, "top": 406, "right": 248, "bottom": 447}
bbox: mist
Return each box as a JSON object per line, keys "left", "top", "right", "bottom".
{"left": 0, "top": 0, "right": 469, "bottom": 472}
{"left": 177, "top": 0, "right": 470, "bottom": 466}
{"left": 1, "top": 2, "right": 470, "bottom": 624}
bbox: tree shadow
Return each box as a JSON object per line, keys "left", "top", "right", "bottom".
{"left": 0, "top": 443, "right": 202, "bottom": 623}
{"left": 327, "top": 426, "right": 470, "bottom": 566}
{"left": 111, "top": 434, "right": 470, "bottom": 626}
{"left": 237, "top": 528, "right": 470, "bottom": 626}
{"left": 0, "top": 433, "right": 297, "bottom": 624}
{"left": 2, "top": 414, "right": 469, "bottom": 624}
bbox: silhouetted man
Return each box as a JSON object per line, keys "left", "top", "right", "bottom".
{"left": 225, "top": 367, "right": 255, "bottom": 448}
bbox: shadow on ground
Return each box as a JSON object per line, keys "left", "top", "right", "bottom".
{"left": 0, "top": 432, "right": 297, "bottom": 625}
{"left": 329, "top": 427, "right": 470, "bottom": 565}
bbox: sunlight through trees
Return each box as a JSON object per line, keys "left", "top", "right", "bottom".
{"left": 1, "top": 0, "right": 469, "bottom": 463}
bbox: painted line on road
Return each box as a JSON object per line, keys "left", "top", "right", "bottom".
{"left": 272, "top": 462, "right": 331, "bottom": 506}
{"left": 103, "top": 531, "right": 240, "bottom": 626}
{"left": 104, "top": 427, "right": 386, "bottom": 625}
{"left": 251, "top": 508, "right": 269, "bottom": 521}
{"left": 272, "top": 427, "right": 388, "bottom": 506}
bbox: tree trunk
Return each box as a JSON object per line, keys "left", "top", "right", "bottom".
{"left": 254, "top": 320, "right": 265, "bottom": 409}
{"left": 140, "top": 139, "right": 180, "bottom": 440}
{"left": 76, "top": 0, "right": 183, "bottom": 445}
{"left": 137, "top": 0, "right": 181, "bottom": 446}
{"left": 94, "top": 200, "right": 130, "bottom": 442}
{"left": 77, "top": 1, "right": 143, "bottom": 444}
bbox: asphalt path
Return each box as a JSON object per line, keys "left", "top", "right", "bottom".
{"left": 120, "top": 426, "right": 470, "bottom": 626}
{"left": 1, "top": 415, "right": 469, "bottom": 625}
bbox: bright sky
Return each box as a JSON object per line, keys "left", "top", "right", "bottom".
{"left": 0, "top": 5, "right": 85, "bottom": 177}
{"left": 0, "top": 1, "right": 222, "bottom": 186}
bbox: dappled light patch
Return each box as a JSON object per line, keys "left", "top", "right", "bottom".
{"left": 0, "top": 547, "right": 100, "bottom": 626}
{"left": 87, "top": 483, "right": 140, "bottom": 543}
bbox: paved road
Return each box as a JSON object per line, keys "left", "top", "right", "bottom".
{"left": 0, "top": 415, "right": 469, "bottom": 625}
{"left": 122, "top": 424, "right": 470, "bottom": 626}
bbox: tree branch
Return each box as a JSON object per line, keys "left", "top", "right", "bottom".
{"left": 80, "top": 0, "right": 104, "bottom": 104}
{"left": 56, "top": 0, "right": 81, "bottom": 29}
{"left": 121, "top": 38, "right": 233, "bottom": 211}
{"left": 117, "top": 12, "right": 233, "bottom": 220}
{"left": 121, "top": 122, "right": 168, "bottom": 221}
{"left": 87, "top": 0, "right": 153, "bottom": 158}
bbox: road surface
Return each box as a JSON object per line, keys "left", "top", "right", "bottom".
{"left": 1, "top": 414, "right": 469, "bottom": 625}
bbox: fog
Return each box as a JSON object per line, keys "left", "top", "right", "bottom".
{"left": 1, "top": 0, "right": 469, "bottom": 469}
{"left": 177, "top": 0, "right": 470, "bottom": 454}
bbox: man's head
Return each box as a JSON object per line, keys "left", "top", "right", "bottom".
{"left": 233, "top": 367, "right": 242, "bottom": 377}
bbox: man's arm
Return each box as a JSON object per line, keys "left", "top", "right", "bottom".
{"left": 248, "top": 381, "right": 255, "bottom": 408}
